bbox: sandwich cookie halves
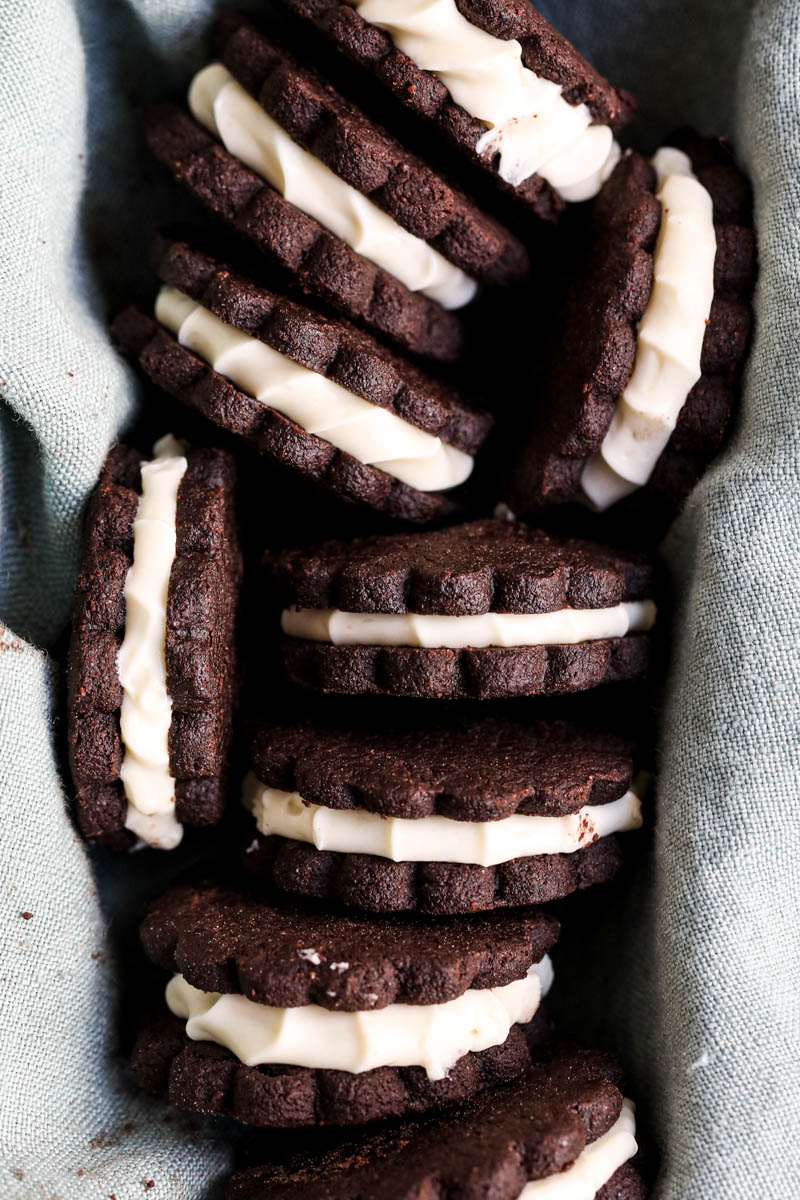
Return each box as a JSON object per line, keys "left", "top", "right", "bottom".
{"left": 67, "top": 439, "right": 241, "bottom": 850}
{"left": 112, "top": 237, "right": 492, "bottom": 524}
{"left": 507, "top": 135, "right": 755, "bottom": 521}
{"left": 274, "top": 519, "right": 656, "bottom": 699}
{"left": 132, "top": 881, "right": 559, "bottom": 1126}
{"left": 228, "top": 1044, "right": 647, "bottom": 1199}
{"left": 242, "top": 720, "right": 644, "bottom": 913}
{"left": 143, "top": 12, "right": 529, "bottom": 361}
{"left": 277, "top": 0, "right": 636, "bottom": 220}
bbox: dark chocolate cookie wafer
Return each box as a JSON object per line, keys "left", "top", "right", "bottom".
{"left": 67, "top": 440, "right": 241, "bottom": 850}
{"left": 143, "top": 103, "right": 464, "bottom": 361}
{"left": 112, "top": 238, "right": 493, "bottom": 525}
{"left": 133, "top": 1011, "right": 538, "bottom": 1128}
{"left": 277, "top": 0, "right": 635, "bottom": 221}
{"left": 134, "top": 880, "right": 558, "bottom": 1126}
{"left": 241, "top": 719, "right": 642, "bottom": 913}
{"left": 506, "top": 136, "right": 755, "bottom": 522}
{"left": 227, "top": 1044, "right": 646, "bottom": 1198}
{"left": 274, "top": 519, "right": 656, "bottom": 698}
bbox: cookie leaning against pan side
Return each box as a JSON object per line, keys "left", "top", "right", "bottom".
{"left": 506, "top": 135, "right": 755, "bottom": 522}
{"left": 241, "top": 719, "right": 644, "bottom": 913}
{"left": 274, "top": 519, "right": 656, "bottom": 699}
{"left": 112, "top": 237, "right": 493, "bottom": 525}
{"left": 67, "top": 440, "right": 242, "bottom": 850}
{"left": 277, "top": 0, "right": 635, "bottom": 221}
{"left": 227, "top": 1044, "right": 647, "bottom": 1199}
{"left": 132, "top": 880, "right": 559, "bottom": 1126}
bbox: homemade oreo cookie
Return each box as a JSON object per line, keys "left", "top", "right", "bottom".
{"left": 67, "top": 438, "right": 241, "bottom": 850}
{"left": 274, "top": 519, "right": 656, "bottom": 699}
{"left": 241, "top": 719, "right": 644, "bottom": 913}
{"left": 507, "top": 135, "right": 755, "bottom": 519}
{"left": 278, "top": 0, "right": 635, "bottom": 221}
{"left": 143, "top": 12, "right": 529, "bottom": 360}
{"left": 132, "top": 880, "right": 559, "bottom": 1126}
{"left": 112, "top": 237, "right": 493, "bottom": 524}
{"left": 228, "top": 1045, "right": 646, "bottom": 1199}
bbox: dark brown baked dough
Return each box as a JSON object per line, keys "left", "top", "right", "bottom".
{"left": 143, "top": 102, "right": 464, "bottom": 361}
{"left": 250, "top": 718, "right": 634, "bottom": 818}
{"left": 67, "top": 443, "right": 241, "bottom": 849}
{"left": 132, "top": 1012, "right": 538, "bottom": 1127}
{"left": 214, "top": 12, "right": 530, "bottom": 280}
{"left": 243, "top": 831, "right": 624, "bottom": 914}
{"left": 224, "top": 1043, "right": 641, "bottom": 1193}
{"left": 506, "top": 137, "right": 756, "bottom": 517}
{"left": 275, "top": 0, "right": 636, "bottom": 220}
{"left": 273, "top": 518, "right": 654, "bottom": 614}
{"left": 281, "top": 636, "right": 650, "bottom": 699}
{"left": 140, "top": 880, "right": 559, "bottom": 1008}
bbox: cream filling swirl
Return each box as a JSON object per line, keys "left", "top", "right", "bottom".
{"left": 243, "top": 774, "right": 644, "bottom": 866}
{"left": 345, "top": 0, "right": 620, "bottom": 199}
{"left": 280, "top": 600, "right": 657, "bottom": 648}
{"left": 581, "top": 147, "right": 717, "bottom": 510}
{"left": 166, "top": 957, "right": 553, "bottom": 1081}
{"left": 155, "top": 287, "right": 473, "bottom": 492}
{"left": 188, "top": 63, "right": 477, "bottom": 308}
{"left": 517, "top": 1100, "right": 638, "bottom": 1199}
{"left": 117, "top": 436, "right": 187, "bottom": 850}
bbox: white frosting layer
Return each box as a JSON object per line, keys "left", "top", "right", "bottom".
{"left": 243, "top": 774, "right": 644, "bottom": 866}
{"left": 346, "top": 0, "right": 619, "bottom": 199}
{"left": 166, "top": 957, "right": 553, "bottom": 1081}
{"left": 581, "top": 148, "right": 717, "bottom": 510}
{"left": 118, "top": 436, "right": 188, "bottom": 850}
{"left": 156, "top": 287, "right": 473, "bottom": 492}
{"left": 518, "top": 1100, "right": 637, "bottom": 1199}
{"left": 188, "top": 63, "right": 476, "bottom": 308}
{"left": 281, "top": 599, "right": 656, "bottom": 648}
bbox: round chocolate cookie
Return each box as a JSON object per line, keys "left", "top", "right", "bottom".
{"left": 112, "top": 238, "right": 493, "bottom": 525}
{"left": 274, "top": 518, "right": 656, "bottom": 699}
{"left": 67, "top": 439, "right": 241, "bottom": 850}
{"left": 227, "top": 1044, "right": 648, "bottom": 1198}
{"left": 143, "top": 12, "right": 530, "bottom": 361}
{"left": 133, "top": 880, "right": 559, "bottom": 1126}
{"left": 241, "top": 718, "right": 643, "bottom": 913}
{"left": 276, "top": 0, "right": 636, "bottom": 221}
{"left": 506, "top": 134, "right": 755, "bottom": 524}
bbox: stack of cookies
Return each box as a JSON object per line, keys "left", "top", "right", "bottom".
{"left": 68, "top": 3, "right": 756, "bottom": 1195}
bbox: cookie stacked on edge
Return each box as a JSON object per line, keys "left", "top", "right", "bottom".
{"left": 66, "top": 1, "right": 759, "bottom": 1193}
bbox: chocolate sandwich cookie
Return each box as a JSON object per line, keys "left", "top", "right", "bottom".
{"left": 274, "top": 518, "right": 656, "bottom": 699}
{"left": 112, "top": 237, "right": 493, "bottom": 525}
{"left": 132, "top": 880, "right": 559, "bottom": 1126}
{"left": 67, "top": 437, "right": 241, "bottom": 851}
{"left": 241, "top": 719, "right": 645, "bottom": 913}
{"left": 506, "top": 136, "right": 755, "bottom": 521}
{"left": 143, "top": 13, "right": 529, "bottom": 361}
{"left": 277, "top": 0, "right": 635, "bottom": 221}
{"left": 228, "top": 1045, "right": 646, "bottom": 1199}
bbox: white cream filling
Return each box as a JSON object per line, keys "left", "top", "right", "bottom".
{"left": 166, "top": 956, "right": 553, "bottom": 1081}
{"left": 155, "top": 286, "right": 473, "bottom": 492}
{"left": 346, "top": 0, "right": 620, "bottom": 199}
{"left": 117, "top": 435, "right": 188, "bottom": 851}
{"left": 281, "top": 599, "right": 656, "bottom": 648}
{"left": 581, "top": 148, "right": 717, "bottom": 510}
{"left": 188, "top": 63, "right": 477, "bottom": 309}
{"left": 243, "top": 774, "right": 644, "bottom": 866}
{"left": 517, "top": 1100, "right": 637, "bottom": 1199}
